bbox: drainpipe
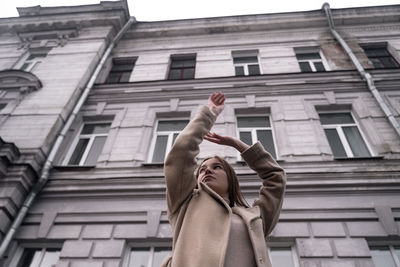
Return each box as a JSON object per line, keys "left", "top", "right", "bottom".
{"left": 0, "top": 17, "right": 135, "bottom": 259}
{"left": 322, "top": 3, "right": 400, "bottom": 138}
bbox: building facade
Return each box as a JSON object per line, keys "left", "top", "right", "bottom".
{"left": 0, "top": 1, "right": 399, "bottom": 267}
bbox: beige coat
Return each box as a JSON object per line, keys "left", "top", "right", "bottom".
{"left": 162, "top": 106, "right": 286, "bottom": 267}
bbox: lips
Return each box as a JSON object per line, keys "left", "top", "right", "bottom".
{"left": 202, "top": 175, "right": 215, "bottom": 182}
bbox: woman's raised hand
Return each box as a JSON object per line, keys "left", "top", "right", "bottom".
{"left": 204, "top": 132, "right": 250, "bottom": 153}
{"left": 208, "top": 92, "right": 225, "bottom": 116}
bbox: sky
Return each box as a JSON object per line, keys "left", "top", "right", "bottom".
{"left": 1, "top": 0, "right": 399, "bottom": 21}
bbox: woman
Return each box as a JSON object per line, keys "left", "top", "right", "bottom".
{"left": 162, "top": 92, "right": 286, "bottom": 267}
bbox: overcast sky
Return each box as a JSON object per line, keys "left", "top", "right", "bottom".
{"left": 1, "top": 0, "right": 399, "bottom": 21}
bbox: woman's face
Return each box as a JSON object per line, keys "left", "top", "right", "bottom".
{"left": 197, "top": 157, "right": 229, "bottom": 199}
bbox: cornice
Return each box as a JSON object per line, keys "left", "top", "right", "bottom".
{"left": 0, "top": 1, "right": 130, "bottom": 35}
{"left": 126, "top": 5, "right": 400, "bottom": 38}
{"left": 87, "top": 70, "right": 400, "bottom": 104}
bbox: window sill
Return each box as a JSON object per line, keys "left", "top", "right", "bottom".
{"left": 142, "top": 162, "right": 164, "bottom": 167}
{"left": 333, "top": 156, "right": 384, "bottom": 160}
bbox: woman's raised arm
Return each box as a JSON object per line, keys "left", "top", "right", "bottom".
{"left": 164, "top": 93, "right": 225, "bottom": 217}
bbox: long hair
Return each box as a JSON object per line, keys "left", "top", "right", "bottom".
{"left": 196, "top": 156, "right": 249, "bottom": 208}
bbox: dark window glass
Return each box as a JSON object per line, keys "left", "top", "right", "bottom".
{"left": 314, "top": 62, "right": 326, "bottom": 72}
{"left": 233, "top": 56, "right": 258, "bottom": 64}
{"left": 295, "top": 52, "right": 321, "bottom": 60}
{"left": 16, "top": 249, "right": 37, "bottom": 267}
{"left": 239, "top": 132, "right": 252, "bottom": 146}
{"left": 363, "top": 47, "right": 400, "bottom": 69}
{"left": 105, "top": 58, "right": 135, "bottom": 83}
{"left": 299, "top": 62, "right": 312, "bottom": 72}
{"left": 343, "top": 126, "right": 371, "bottom": 157}
{"left": 248, "top": 64, "right": 261, "bottom": 75}
{"left": 152, "top": 135, "right": 168, "bottom": 163}
{"left": 237, "top": 117, "right": 270, "bottom": 128}
{"left": 168, "top": 56, "right": 196, "bottom": 80}
{"left": 324, "top": 129, "right": 347, "bottom": 158}
{"left": 235, "top": 66, "right": 245, "bottom": 76}
{"left": 81, "top": 123, "right": 111, "bottom": 135}
{"left": 182, "top": 68, "right": 195, "bottom": 79}
{"left": 319, "top": 113, "right": 354, "bottom": 125}
{"left": 257, "top": 130, "right": 276, "bottom": 158}
{"left": 157, "top": 121, "right": 188, "bottom": 131}
{"left": 68, "top": 138, "right": 89, "bottom": 165}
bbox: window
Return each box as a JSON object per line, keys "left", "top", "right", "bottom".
{"left": 319, "top": 112, "right": 371, "bottom": 158}
{"left": 168, "top": 55, "right": 196, "bottom": 80}
{"left": 361, "top": 44, "right": 400, "bottom": 69}
{"left": 237, "top": 116, "right": 277, "bottom": 158}
{"left": 66, "top": 122, "right": 111, "bottom": 166}
{"left": 19, "top": 48, "right": 51, "bottom": 72}
{"left": 149, "top": 120, "right": 188, "bottom": 163}
{"left": 370, "top": 246, "right": 400, "bottom": 267}
{"left": 105, "top": 58, "right": 136, "bottom": 83}
{"left": 269, "top": 247, "right": 299, "bottom": 267}
{"left": 232, "top": 50, "right": 261, "bottom": 76}
{"left": 295, "top": 47, "right": 327, "bottom": 72}
{"left": 14, "top": 248, "right": 60, "bottom": 267}
{"left": 126, "top": 247, "right": 171, "bottom": 267}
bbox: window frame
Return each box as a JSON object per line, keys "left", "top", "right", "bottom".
{"left": 9, "top": 245, "right": 61, "bottom": 267}
{"left": 105, "top": 57, "right": 136, "bottom": 84}
{"left": 167, "top": 54, "right": 196, "bottom": 80}
{"left": 267, "top": 244, "right": 300, "bottom": 267}
{"left": 361, "top": 43, "right": 400, "bottom": 69}
{"left": 319, "top": 111, "right": 373, "bottom": 158}
{"left": 369, "top": 244, "right": 400, "bottom": 267}
{"left": 14, "top": 48, "right": 52, "bottom": 72}
{"left": 232, "top": 50, "right": 262, "bottom": 76}
{"left": 123, "top": 244, "right": 172, "bottom": 267}
{"left": 235, "top": 114, "right": 278, "bottom": 160}
{"left": 294, "top": 47, "right": 329, "bottom": 73}
{"left": 147, "top": 118, "right": 189, "bottom": 163}
{"left": 64, "top": 121, "right": 112, "bottom": 166}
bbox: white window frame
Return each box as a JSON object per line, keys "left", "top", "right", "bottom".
{"left": 147, "top": 119, "right": 189, "bottom": 163}
{"left": 370, "top": 245, "right": 400, "bottom": 267}
{"left": 123, "top": 244, "right": 172, "bottom": 267}
{"left": 319, "top": 111, "right": 373, "bottom": 158}
{"left": 64, "top": 121, "right": 111, "bottom": 166}
{"left": 9, "top": 246, "right": 61, "bottom": 267}
{"left": 268, "top": 244, "right": 300, "bottom": 267}
{"left": 232, "top": 50, "right": 262, "bottom": 76}
{"left": 294, "top": 47, "right": 330, "bottom": 72}
{"left": 236, "top": 115, "right": 278, "bottom": 159}
{"left": 13, "top": 48, "right": 51, "bottom": 72}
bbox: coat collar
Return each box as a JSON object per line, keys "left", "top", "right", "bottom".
{"left": 198, "top": 182, "right": 232, "bottom": 212}
{"left": 198, "top": 182, "right": 260, "bottom": 224}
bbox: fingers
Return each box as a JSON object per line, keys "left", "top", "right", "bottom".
{"left": 210, "top": 92, "right": 225, "bottom": 105}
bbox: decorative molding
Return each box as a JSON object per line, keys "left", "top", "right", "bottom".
{"left": 18, "top": 29, "right": 79, "bottom": 49}
{"left": 0, "top": 69, "right": 42, "bottom": 92}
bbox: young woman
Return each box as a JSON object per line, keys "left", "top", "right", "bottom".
{"left": 162, "top": 92, "right": 286, "bottom": 267}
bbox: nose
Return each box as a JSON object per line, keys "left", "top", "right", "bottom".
{"left": 205, "top": 167, "right": 213, "bottom": 174}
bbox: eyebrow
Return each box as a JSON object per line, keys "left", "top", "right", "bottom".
{"left": 200, "top": 162, "right": 223, "bottom": 169}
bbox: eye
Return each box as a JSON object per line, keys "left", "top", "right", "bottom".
{"left": 199, "top": 168, "right": 205, "bottom": 173}
{"left": 214, "top": 165, "right": 222, "bottom": 170}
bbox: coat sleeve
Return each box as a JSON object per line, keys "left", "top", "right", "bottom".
{"left": 164, "top": 106, "right": 216, "bottom": 217}
{"left": 241, "top": 141, "right": 286, "bottom": 236}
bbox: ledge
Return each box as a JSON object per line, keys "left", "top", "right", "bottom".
{"left": 334, "top": 156, "right": 384, "bottom": 160}
{"left": 141, "top": 162, "right": 164, "bottom": 167}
